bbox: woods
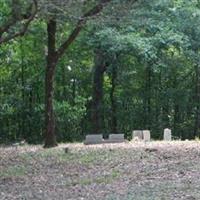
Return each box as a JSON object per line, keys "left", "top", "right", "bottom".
{"left": 2, "top": 1, "right": 200, "bottom": 200}
{"left": 1, "top": 0, "right": 200, "bottom": 145}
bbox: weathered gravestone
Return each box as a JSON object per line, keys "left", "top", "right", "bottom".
{"left": 132, "top": 130, "right": 143, "bottom": 140}
{"left": 164, "top": 128, "right": 172, "bottom": 141}
{"left": 108, "top": 134, "right": 125, "bottom": 143}
{"left": 143, "top": 130, "right": 151, "bottom": 142}
{"left": 84, "top": 134, "right": 103, "bottom": 145}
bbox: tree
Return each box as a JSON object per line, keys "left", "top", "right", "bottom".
{"left": 2, "top": 0, "right": 200, "bottom": 144}
{"left": 43, "top": 0, "right": 115, "bottom": 147}
{"left": 90, "top": 49, "right": 107, "bottom": 134}
{"left": 0, "top": 0, "right": 37, "bottom": 44}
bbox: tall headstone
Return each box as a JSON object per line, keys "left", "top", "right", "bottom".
{"left": 164, "top": 128, "right": 172, "bottom": 141}
{"left": 143, "top": 130, "right": 151, "bottom": 142}
{"left": 132, "top": 130, "right": 143, "bottom": 140}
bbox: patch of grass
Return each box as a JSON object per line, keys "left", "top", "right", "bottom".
{"left": 36, "top": 149, "right": 61, "bottom": 158}
{"left": 19, "top": 149, "right": 57, "bottom": 161}
{"left": 19, "top": 148, "right": 79, "bottom": 166}
{"left": 20, "top": 152, "right": 35, "bottom": 162}
{"left": 66, "top": 176, "right": 110, "bottom": 187}
{"left": 78, "top": 150, "right": 117, "bottom": 165}
{"left": 56, "top": 154, "right": 75, "bottom": 162}
{"left": 0, "top": 166, "right": 26, "bottom": 178}
{"left": 20, "top": 147, "right": 121, "bottom": 166}
{"left": 79, "top": 178, "right": 93, "bottom": 185}
{"left": 66, "top": 169, "right": 121, "bottom": 187}
{"left": 79, "top": 153, "right": 97, "bottom": 164}
{"left": 111, "top": 169, "right": 121, "bottom": 178}
{"left": 95, "top": 176, "right": 113, "bottom": 184}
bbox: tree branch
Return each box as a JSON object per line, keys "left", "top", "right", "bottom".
{"left": 56, "top": 0, "right": 112, "bottom": 59}
{"left": 0, "top": 0, "right": 38, "bottom": 45}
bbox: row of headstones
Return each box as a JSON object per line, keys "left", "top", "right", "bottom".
{"left": 84, "top": 128, "right": 172, "bottom": 145}
{"left": 132, "top": 128, "right": 172, "bottom": 141}
{"left": 84, "top": 134, "right": 125, "bottom": 145}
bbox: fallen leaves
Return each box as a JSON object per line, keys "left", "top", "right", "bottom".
{"left": 0, "top": 141, "right": 200, "bottom": 199}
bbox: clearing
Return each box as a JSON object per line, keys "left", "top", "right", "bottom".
{"left": 0, "top": 141, "right": 200, "bottom": 200}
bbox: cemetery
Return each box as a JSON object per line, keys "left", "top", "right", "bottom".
{"left": 1, "top": 0, "right": 200, "bottom": 199}
{"left": 84, "top": 128, "right": 172, "bottom": 144}
{"left": 2, "top": 127, "right": 199, "bottom": 199}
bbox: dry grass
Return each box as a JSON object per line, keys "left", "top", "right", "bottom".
{"left": 1, "top": 141, "right": 200, "bottom": 200}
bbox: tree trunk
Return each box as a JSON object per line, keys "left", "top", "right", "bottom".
{"left": 174, "top": 104, "right": 180, "bottom": 137}
{"left": 44, "top": 20, "right": 58, "bottom": 148}
{"left": 194, "top": 64, "right": 200, "bottom": 138}
{"left": 144, "top": 64, "right": 151, "bottom": 129}
{"left": 91, "top": 50, "right": 106, "bottom": 134}
{"left": 42, "top": 2, "right": 113, "bottom": 147}
{"left": 20, "top": 40, "right": 25, "bottom": 139}
{"left": 110, "top": 65, "right": 118, "bottom": 133}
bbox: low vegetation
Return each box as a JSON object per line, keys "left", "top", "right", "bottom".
{"left": 1, "top": 141, "right": 200, "bottom": 199}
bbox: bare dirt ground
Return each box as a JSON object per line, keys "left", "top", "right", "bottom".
{"left": 1, "top": 141, "right": 200, "bottom": 200}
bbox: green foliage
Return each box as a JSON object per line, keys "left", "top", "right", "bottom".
{"left": 1, "top": 0, "right": 200, "bottom": 143}
{"left": 54, "top": 98, "right": 87, "bottom": 142}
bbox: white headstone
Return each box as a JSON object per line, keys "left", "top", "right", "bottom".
{"left": 132, "top": 130, "right": 143, "bottom": 140}
{"left": 143, "top": 130, "right": 151, "bottom": 142}
{"left": 164, "top": 128, "right": 172, "bottom": 141}
{"left": 84, "top": 134, "right": 103, "bottom": 145}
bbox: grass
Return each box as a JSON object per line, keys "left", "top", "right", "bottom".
{"left": 66, "top": 169, "right": 121, "bottom": 187}
{"left": 79, "top": 153, "right": 97, "bottom": 164}
{"left": 1, "top": 141, "right": 200, "bottom": 199}
{"left": 0, "top": 166, "right": 26, "bottom": 178}
{"left": 20, "top": 148, "right": 76, "bottom": 162}
{"left": 18, "top": 145, "right": 124, "bottom": 167}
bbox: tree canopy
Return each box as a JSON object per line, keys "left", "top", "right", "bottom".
{"left": 1, "top": 0, "right": 200, "bottom": 145}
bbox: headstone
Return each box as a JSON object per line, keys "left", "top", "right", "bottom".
{"left": 109, "top": 134, "right": 125, "bottom": 142}
{"left": 84, "top": 134, "right": 103, "bottom": 145}
{"left": 143, "top": 130, "right": 151, "bottom": 142}
{"left": 132, "top": 130, "right": 143, "bottom": 140}
{"left": 164, "top": 128, "right": 172, "bottom": 141}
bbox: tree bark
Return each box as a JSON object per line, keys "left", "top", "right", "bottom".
{"left": 174, "top": 104, "right": 180, "bottom": 137}
{"left": 144, "top": 64, "right": 152, "bottom": 129}
{"left": 110, "top": 65, "right": 118, "bottom": 133}
{"left": 20, "top": 41, "right": 25, "bottom": 139}
{"left": 194, "top": 64, "right": 200, "bottom": 138}
{"left": 44, "top": 20, "right": 58, "bottom": 148}
{"left": 91, "top": 50, "right": 106, "bottom": 134}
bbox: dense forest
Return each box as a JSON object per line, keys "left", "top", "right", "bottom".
{"left": 1, "top": 0, "right": 200, "bottom": 147}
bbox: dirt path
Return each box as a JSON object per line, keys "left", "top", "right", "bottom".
{"left": 0, "top": 141, "right": 200, "bottom": 200}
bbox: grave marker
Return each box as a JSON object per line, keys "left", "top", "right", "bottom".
{"left": 84, "top": 134, "right": 103, "bottom": 145}
{"left": 164, "top": 128, "right": 172, "bottom": 141}
{"left": 109, "top": 134, "right": 125, "bottom": 143}
{"left": 132, "top": 130, "right": 143, "bottom": 140}
{"left": 143, "top": 130, "right": 151, "bottom": 142}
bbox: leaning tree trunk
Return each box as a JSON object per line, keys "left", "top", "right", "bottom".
{"left": 91, "top": 50, "right": 106, "bottom": 134}
{"left": 44, "top": 20, "right": 58, "bottom": 148}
